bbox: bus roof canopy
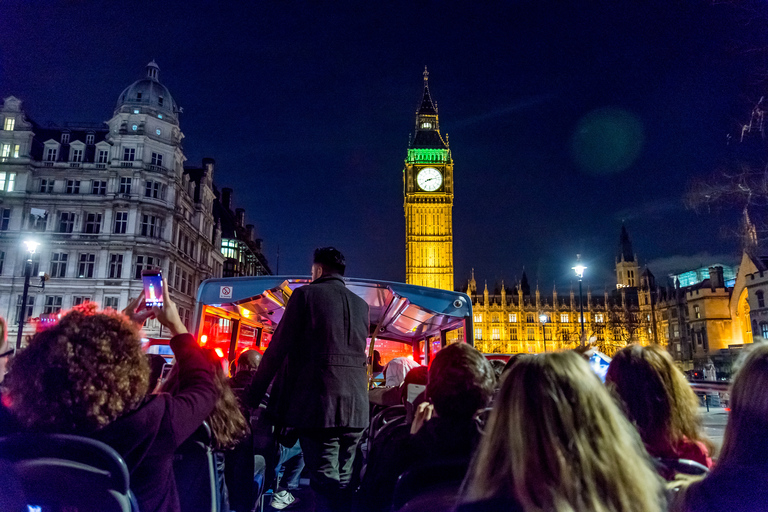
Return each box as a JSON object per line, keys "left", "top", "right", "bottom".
{"left": 196, "top": 276, "right": 472, "bottom": 343}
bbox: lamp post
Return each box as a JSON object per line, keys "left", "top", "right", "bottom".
{"left": 539, "top": 313, "right": 548, "bottom": 352}
{"left": 572, "top": 255, "right": 586, "bottom": 348}
{"left": 16, "top": 240, "right": 39, "bottom": 351}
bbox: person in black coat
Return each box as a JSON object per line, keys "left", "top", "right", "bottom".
{"left": 246, "top": 247, "right": 370, "bottom": 512}
{"left": 3, "top": 284, "right": 218, "bottom": 512}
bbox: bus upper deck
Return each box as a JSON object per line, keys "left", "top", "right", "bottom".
{"left": 192, "top": 276, "right": 474, "bottom": 373}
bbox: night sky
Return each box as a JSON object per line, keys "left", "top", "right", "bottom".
{"left": 2, "top": 1, "right": 766, "bottom": 291}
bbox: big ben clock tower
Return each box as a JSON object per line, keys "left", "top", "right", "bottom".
{"left": 404, "top": 67, "right": 454, "bottom": 290}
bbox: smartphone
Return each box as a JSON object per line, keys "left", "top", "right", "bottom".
{"left": 588, "top": 351, "right": 611, "bottom": 383}
{"left": 142, "top": 269, "right": 163, "bottom": 309}
{"left": 160, "top": 363, "right": 173, "bottom": 383}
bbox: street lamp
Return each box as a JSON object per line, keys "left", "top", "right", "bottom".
{"left": 572, "top": 255, "right": 586, "bottom": 347}
{"left": 16, "top": 239, "right": 40, "bottom": 351}
{"left": 539, "top": 313, "right": 548, "bottom": 352}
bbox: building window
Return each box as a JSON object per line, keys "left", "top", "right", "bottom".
{"left": 16, "top": 295, "right": 34, "bottom": 323}
{"left": 108, "top": 254, "right": 123, "bottom": 279}
{"left": 134, "top": 255, "right": 159, "bottom": 279}
{"left": 0, "top": 208, "right": 10, "bottom": 231}
{"left": 113, "top": 211, "right": 128, "bottom": 234}
{"left": 0, "top": 251, "right": 4, "bottom": 275}
{"left": 92, "top": 180, "right": 107, "bottom": 195}
{"left": 694, "top": 305, "right": 701, "bottom": 319}
{"left": 473, "top": 313, "right": 482, "bottom": 323}
{"left": 98, "top": 150, "right": 109, "bottom": 163}
{"left": 50, "top": 252, "right": 68, "bottom": 278}
{"left": 221, "top": 238, "right": 238, "bottom": 259}
{"left": 158, "top": 96, "right": 164, "bottom": 107}
{"left": 71, "top": 148, "right": 83, "bottom": 162}
{"left": 561, "top": 313, "right": 569, "bottom": 323}
{"left": 544, "top": 327, "right": 552, "bottom": 340}
{"left": 39, "top": 179, "right": 54, "bottom": 193}
{"left": 758, "top": 290, "right": 765, "bottom": 309}
{"left": 86, "top": 133, "right": 95, "bottom": 145}
{"left": 12, "top": 144, "right": 20, "bottom": 158}
{"left": 510, "top": 327, "right": 517, "bottom": 340}
{"left": 491, "top": 327, "right": 500, "bottom": 340}
{"left": 762, "top": 323, "right": 768, "bottom": 338}
{"left": 526, "top": 314, "right": 534, "bottom": 323}
{"left": 61, "top": 133, "right": 69, "bottom": 144}
{"left": 4, "top": 117, "right": 14, "bottom": 131}
{"left": 58, "top": 212, "right": 75, "bottom": 233}
{"left": 43, "top": 296, "right": 63, "bottom": 315}
{"left": 119, "top": 177, "right": 132, "bottom": 194}
{"left": 0, "top": 172, "right": 16, "bottom": 192}
{"left": 0, "top": 144, "right": 9, "bottom": 158}
{"left": 145, "top": 181, "right": 165, "bottom": 199}
{"left": 104, "top": 296, "right": 120, "bottom": 310}
{"left": 72, "top": 296, "right": 91, "bottom": 306}
{"left": 595, "top": 313, "right": 604, "bottom": 323}
{"left": 45, "top": 148, "right": 57, "bottom": 161}
{"left": 527, "top": 327, "right": 535, "bottom": 341}
{"left": 77, "top": 253, "right": 95, "bottom": 278}
{"left": 123, "top": 147, "right": 136, "bottom": 161}
{"left": 151, "top": 152, "right": 163, "bottom": 167}
{"left": 509, "top": 313, "right": 517, "bottom": 322}
{"left": 27, "top": 253, "right": 41, "bottom": 276}
{"left": 474, "top": 328, "right": 482, "bottom": 341}
{"left": 83, "top": 212, "right": 102, "bottom": 234}
{"left": 141, "top": 214, "right": 162, "bottom": 238}
{"left": 66, "top": 180, "right": 80, "bottom": 194}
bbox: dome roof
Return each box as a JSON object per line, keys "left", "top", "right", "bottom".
{"left": 115, "top": 61, "right": 179, "bottom": 120}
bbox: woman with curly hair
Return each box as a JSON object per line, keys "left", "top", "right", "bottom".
{"left": 681, "top": 343, "right": 768, "bottom": 511}
{"left": 4, "top": 282, "right": 218, "bottom": 512}
{"left": 459, "top": 351, "right": 664, "bottom": 512}
{"left": 606, "top": 344, "right": 713, "bottom": 475}
{"left": 162, "top": 348, "right": 249, "bottom": 512}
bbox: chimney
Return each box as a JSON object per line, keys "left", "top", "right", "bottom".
{"left": 709, "top": 266, "right": 724, "bottom": 290}
{"left": 245, "top": 224, "right": 255, "bottom": 242}
{"left": 221, "top": 188, "right": 232, "bottom": 211}
{"left": 235, "top": 208, "right": 245, "bottom": 228}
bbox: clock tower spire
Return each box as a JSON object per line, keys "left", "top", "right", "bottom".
{"left": 404, "top": 67, "right": 454, "bottom": 290}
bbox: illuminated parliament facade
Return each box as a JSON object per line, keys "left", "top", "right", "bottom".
{"left": 404, "top": 68, "right": 454, "bottom": 291}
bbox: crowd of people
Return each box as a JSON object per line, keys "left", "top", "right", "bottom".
{"left": 0, "top": 247, "right": 766, "bottom": 512}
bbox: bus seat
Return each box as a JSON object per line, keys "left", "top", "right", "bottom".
{"left": 656, "top": 458, "right": 709, "bottom": 476}
{"left": 368, "top": 405, "right": 406, "bottom": 442}
{"left": 174, "top": 422, "right": 219, "bottom": 512}
{"left": 391, "top": 458, "right": 469, "bottom": 512}
{"left": 0, "top": 433, "right": 137, "bottom": 512}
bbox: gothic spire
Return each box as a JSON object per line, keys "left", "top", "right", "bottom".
{"left": 618, "top": 224, "right": 635, "bottom": 262}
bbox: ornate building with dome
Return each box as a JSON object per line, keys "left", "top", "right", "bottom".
{"left": 0, "top": 61, "right": 268, "bottom": 341}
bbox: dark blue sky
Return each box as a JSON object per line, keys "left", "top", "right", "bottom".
{"left": 1, "top": 0, "right": 765, "bottom": 290}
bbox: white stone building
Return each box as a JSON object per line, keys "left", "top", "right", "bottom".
{"left": 0, "top": 61, "right": 225, "bottom": 341}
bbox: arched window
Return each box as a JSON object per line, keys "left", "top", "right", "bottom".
{"left": 757, "top": 290, "right": 765, "bottom": 308}
{"left": 761, "top": 323, "right": 768, "bottom": 339}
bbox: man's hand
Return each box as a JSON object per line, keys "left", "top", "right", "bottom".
{"left": 123, "top": 292, "right": 154, "bottom": 327}
{"left": 151, "top": 277, "right": 187, "bottom": 337}
{"left": 410, "top": 402, "right": 435, "bottom": 435}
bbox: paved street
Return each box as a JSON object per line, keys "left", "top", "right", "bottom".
{"left": 699, "top": 405, "right": 729, "bottom": 454}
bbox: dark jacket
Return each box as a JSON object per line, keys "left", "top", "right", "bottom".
{"left": 246, "top": 274, "right": 370, "bottom": 429}
{"left": 92, "top": 333, "right": 217, "bottom": 512}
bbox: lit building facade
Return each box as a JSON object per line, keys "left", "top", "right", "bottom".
{"left": 214, "top": 186, "right": 271, "bottom": 277}
{"left": 0, "top": 62, "right": 226, "bottom": 340}
{"left": 404, "top": 68, "right": 454, "bottom": 291}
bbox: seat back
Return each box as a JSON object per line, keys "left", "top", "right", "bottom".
{"left": 391, "top": 458, "right": 469, "bottom": 512}
{"left": 0, "top": 433, "right": 135, "bottom": 512}
{"left": 368, "top": 405, "right": 406, "bottom": 442}
{"left": 174, "top": 422, "right": 219, "bottom": 512}
{"left": 655, "top": 457, "right": 710, "bottom": 477}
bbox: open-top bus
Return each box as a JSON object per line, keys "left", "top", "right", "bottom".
{"left": 191, "top": 276, "right": 474, "bottom": 382}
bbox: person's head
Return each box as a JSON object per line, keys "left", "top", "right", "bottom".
{"left": 488, "top": 359, "right": 506, "bottom": 385}
{"left": 163, "top": 348, "right": 248, "bottom": 450}
{"left": 6, "top": 305, "right": 149, "bottom": 433}
{"left": 384, "top": 357, "right": 420, "bottom": 387}
{"left": 718, "top": 343, "right": 768, "bottom": 464}
{"left": 236, "top": 349, "right": 262, "bottom": 373}
{"left": 463, "top": 351, "right": 663, "bottom": 512}
{"left": 605, "top": 344, "right": 707, "bottom": 453}
{"left": 146, "top": 354, "right": 167, "bottom": 393}
{"left": 427, "top": 343, "right": 495, "bottom": 421}
{"left": 311, "top": 247, "right": 346, "bottom": 280}
{"left": 373, "top": 350, "right": 382, "bottom": 364}
{"left": 0, "top": 316, "right": 9, "bottom": 384}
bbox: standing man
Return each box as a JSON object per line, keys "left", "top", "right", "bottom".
{"left": 246, "top": 247, "right": 370, "bottom": 512}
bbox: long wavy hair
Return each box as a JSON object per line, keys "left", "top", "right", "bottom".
{"left": 6, "top": 304, "right": 149, "bottom": 433}
{"left": 162, "top": 349, "right": 248, "bottom": 450}
{"left": 717, "top": 343, "right": 768, "bottom": 464}
{"left": 462, "top": 351, "right": 663, "bottom": 512}
{"left": 606, "top": 344, "right": 713, "bottom": 456}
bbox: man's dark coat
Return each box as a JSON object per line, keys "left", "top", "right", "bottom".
{"left": 246, "top": 274, "right": 370, "bottom": 429}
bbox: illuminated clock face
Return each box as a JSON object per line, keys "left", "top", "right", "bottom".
{"left": 417, "top": 167, "right": 443, "bottom": 191}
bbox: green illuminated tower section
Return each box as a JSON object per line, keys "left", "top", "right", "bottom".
{"left": 404, "top": 68, "right": 454, "bottom": 291}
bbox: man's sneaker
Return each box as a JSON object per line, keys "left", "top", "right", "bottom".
{"left": 271, "top": 490, "right": 299, "bottom": 510}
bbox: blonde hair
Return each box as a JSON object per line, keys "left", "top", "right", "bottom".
{"left": 606, "top": 344, "right": 713, "bottom": 456}
{"left": 462, "top": 351, "right": 663, "bottom": 512}
{"left": 718, "top": 343, "right": 768, "bottom": 464}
